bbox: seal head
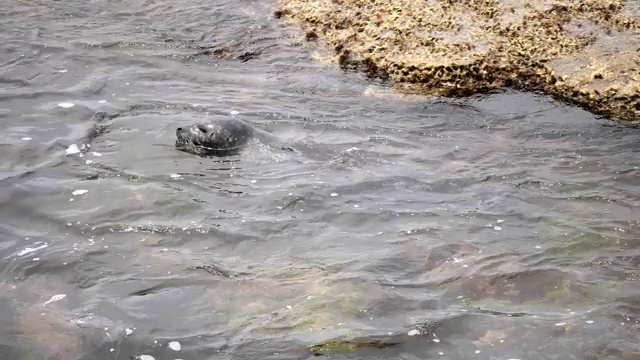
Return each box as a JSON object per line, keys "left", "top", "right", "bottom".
{"left": 175, "top": 118, "right": 255, "bottom": 157}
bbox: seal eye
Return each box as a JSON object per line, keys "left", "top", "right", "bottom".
{"left": 197, "top": 124, "right": 209, "bottom": 133}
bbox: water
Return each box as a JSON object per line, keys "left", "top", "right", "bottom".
{"left": 1, "top": 1, "right": 640, "bottom": 359}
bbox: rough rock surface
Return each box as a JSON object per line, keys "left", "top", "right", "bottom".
{"left": 274, "top": 0, "right": 640, "bottom": 121}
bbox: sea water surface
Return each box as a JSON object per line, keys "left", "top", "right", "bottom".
{"left": 1, "top": 1, "right": 640, "bottom": 359}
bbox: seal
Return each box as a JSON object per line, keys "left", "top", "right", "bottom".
{"left": 175, "top": 118, "right": 257, "bottom": 157}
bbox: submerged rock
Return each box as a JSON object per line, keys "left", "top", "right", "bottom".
{"left": 455, "top": 268, "right": 590, "bottom": 306}
{"left": 307, "top": 335, "right": 403, "bottom": 355}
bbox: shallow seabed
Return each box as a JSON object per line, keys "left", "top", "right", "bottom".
{"left": 1, "top": 1, "right": 639, "bottom": 359}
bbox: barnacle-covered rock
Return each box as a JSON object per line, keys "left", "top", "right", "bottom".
{"left": 274, "top": 0, "right": 640, "bottom": 121}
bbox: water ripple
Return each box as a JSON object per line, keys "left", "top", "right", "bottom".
{"left": 0, "top": 0, "right": 640, "bottom": 359}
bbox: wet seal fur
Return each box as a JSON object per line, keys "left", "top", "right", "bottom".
{"left": 175, "top": 118, "right": 256, "bottom": 157}
{"left": 175, "top": 117, "right": 292, "bottom": 157}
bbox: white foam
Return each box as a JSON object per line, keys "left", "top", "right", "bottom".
{"left": 21, "top": 137, "right": 32, "bottom": 141}
{"left": 43, "top": 294, "right": 66, "bottom": 306}
{"left": 72, "top": 189, "right": 88, "bottom": 196}
{"left": 137, "top": 356, "right": 155, "bottom": 360}
{"left": 168, "top": 341, "right": 181, "bottom": 351}
{"left": 58, "top": 102, "right": 75, "bottom": 108}
{"left": 17, "top": 244, "right": 48, "bottom": 256}
{"left": 65, "top": 144, "right": 80, "bottom": 155}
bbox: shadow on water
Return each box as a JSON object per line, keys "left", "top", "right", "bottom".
{"left": 1, "top": 0, "right": 640, "bottom": 359}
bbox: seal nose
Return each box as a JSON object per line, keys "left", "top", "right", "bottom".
{"left": 177, "top": 127, "right": 183, "bottom": 132}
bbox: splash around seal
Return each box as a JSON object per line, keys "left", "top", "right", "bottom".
{"left": 175, "top": 118, "right": 256, "bottom": 157}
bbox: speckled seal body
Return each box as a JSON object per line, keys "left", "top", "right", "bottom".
{"left": 175, "top": 118, "right": 256, "bottom": 157}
